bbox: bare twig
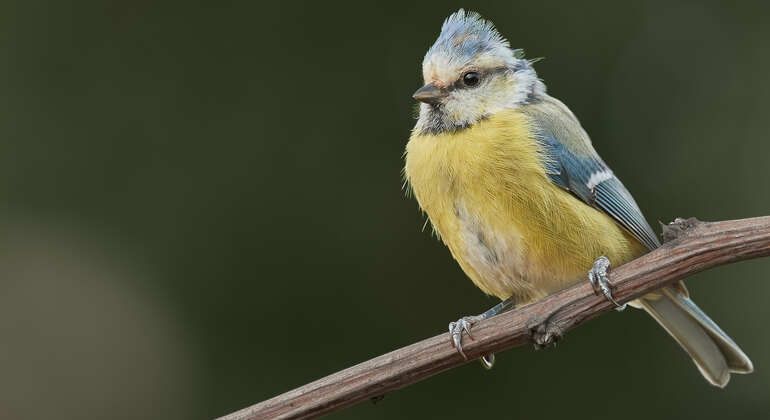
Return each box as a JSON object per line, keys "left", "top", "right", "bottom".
{"left": 219, "top": 216, "right": 770, "bottom": 420}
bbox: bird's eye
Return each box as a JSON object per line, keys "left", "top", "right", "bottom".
{"left": 462, "top": 71, "right": 481, "bottom": 87}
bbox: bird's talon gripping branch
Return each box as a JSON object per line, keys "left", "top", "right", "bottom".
{"left": 588, "top": 256, "right": 626, "bottom": 311}
{"left": 447, "top": 298, "right": 515, "bottom": 368}
{"left": 448, "top": 316, "right": 479, "bottom": 359}
{"left": 449, "top": 316, "right": 497, "bottom": 369}
{"left": 530, "top": 318, "right": 564, "bottom": 349}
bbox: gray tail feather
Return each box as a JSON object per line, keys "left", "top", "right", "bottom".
{"left": 638, "top": 287, "right": 753, "bottom": 387}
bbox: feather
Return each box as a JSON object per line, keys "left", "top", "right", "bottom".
{"left": 522, "top": 96, "right": 660, "bottom": 250}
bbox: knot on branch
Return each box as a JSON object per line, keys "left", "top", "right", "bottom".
{"left": 661, "top": 217, "right": 703, "bottom": 242}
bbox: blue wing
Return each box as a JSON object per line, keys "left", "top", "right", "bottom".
{"left": 522, "top": 96, "right": 661, "bottom": 250}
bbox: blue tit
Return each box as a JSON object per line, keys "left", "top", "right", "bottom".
{"left": 404, "top": 9, "right": 752, "bottom": 386}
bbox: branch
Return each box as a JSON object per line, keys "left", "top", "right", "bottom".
{"left": 219, "top": 216, "right": 770, "bottom": 420}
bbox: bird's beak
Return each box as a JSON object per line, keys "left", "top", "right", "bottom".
{"left": 412, "top": 83, "right": 448, "bottom": 104}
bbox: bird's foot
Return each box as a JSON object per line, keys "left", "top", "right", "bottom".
{"left": 448, "top": 315, "right": 496, "bottom": 369}
{"left": 588, "top": 256, "right": 626, "bottom": 311}
{"left": 530, "top": 317, "right": 564, "bottom": 350}
{"left": 448, "top": 298, "right": 516, "bottom": 370}
{"left": 449, "top": 315, "right": 483, "bottom": 358}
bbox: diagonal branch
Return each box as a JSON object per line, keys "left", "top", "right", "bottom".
{"left": 219, "top": 216, "right": 770, "bottom": 420}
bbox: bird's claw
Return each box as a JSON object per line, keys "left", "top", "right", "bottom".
{"left": 588, "top": 256, "right": 626, "bottom": 311}
{"left": 530, "top": 318, "right": 564, "bottom": 349}
{"left": 448, "top": 316, "right": 477, "bottom": 359}
{"left": 479, "top": 353, "right": 495, "bottom": 369}
{"left": 449, "top": 315, "right": 495, "bottom": 368}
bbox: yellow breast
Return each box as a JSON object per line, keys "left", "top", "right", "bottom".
{"left": 404, "top": 110, "right": 646, "bottom": 302}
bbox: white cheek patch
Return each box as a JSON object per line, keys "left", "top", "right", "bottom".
{"left": 586, "top": 169, "right": 614, "bottom": 190}
{"left": 444, "top": 89, "right": 482, "bottom": 123}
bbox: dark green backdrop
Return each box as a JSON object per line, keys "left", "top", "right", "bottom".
{"left": 1, "top": 1, "right": 768, "bottom": 419}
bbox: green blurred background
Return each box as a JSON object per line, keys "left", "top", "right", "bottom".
{"left": 1, "top": 1, "right": 768, "bottom": 419}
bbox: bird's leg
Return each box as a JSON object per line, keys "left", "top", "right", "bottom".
{"left": 449, "top": 298, "right": 515, "bottom": 369}
{"left": 588, "top": 256, "right": 626, "bottom": 311}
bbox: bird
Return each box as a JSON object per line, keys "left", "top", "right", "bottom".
{"left": 403, "top": 9, "right": 752, "bottom": 387}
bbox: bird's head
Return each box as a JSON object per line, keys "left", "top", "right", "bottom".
{"left": 413, "top": 9, "right": 544, "bottom": 135}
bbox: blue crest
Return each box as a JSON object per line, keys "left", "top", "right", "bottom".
{"left": 425, "top": 9, "right": 514, "bottom": 66}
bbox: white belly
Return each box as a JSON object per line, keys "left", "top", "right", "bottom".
{"left": 451, "top": 201, "right": 544, "bottom": 302}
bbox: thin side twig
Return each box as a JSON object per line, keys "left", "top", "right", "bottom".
{"left": 220, "top": 216, "right": 770, "bottom": 420}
